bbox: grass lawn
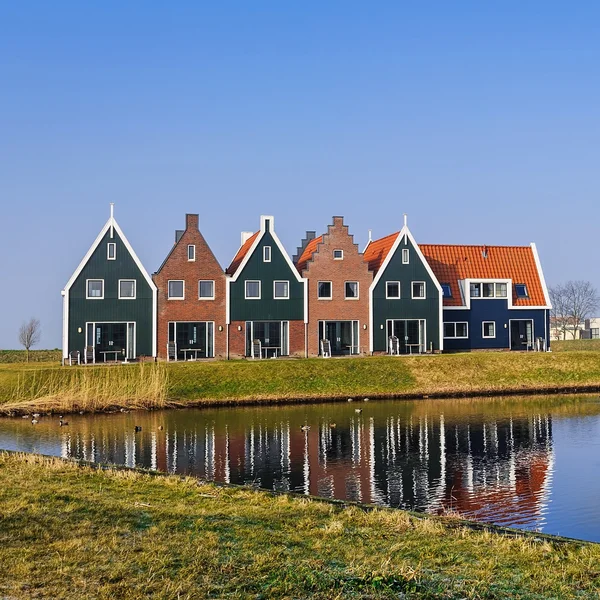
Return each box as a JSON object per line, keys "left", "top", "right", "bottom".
{"left": 1, "top": 451, "right": 598, "bottom": 599}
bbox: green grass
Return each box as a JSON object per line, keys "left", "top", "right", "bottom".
{"left": 0, "top": 451, "right": 598, "bottom": 599}
{"left": 0, "top": 349, "right": 62, "bottom": 364}
{"left": 551, "top": 339, "right": 600, "bottom": 352}
{"left": 4, "top": 350, "right": 600, "bottom": 414}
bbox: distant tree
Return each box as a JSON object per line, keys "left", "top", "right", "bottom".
{"left": 550, "top": 281, "right": 599, "bottom": 340}
{"left": 18, "top": 318, "right": 41, "bottom": 362}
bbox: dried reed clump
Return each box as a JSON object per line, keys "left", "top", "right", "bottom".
{"left": 2, "top": 362, "right": 169, "bottom": 414}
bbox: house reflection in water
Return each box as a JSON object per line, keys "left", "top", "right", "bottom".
{"left": 59, "top": 409, "right": 553, "bottom": 530}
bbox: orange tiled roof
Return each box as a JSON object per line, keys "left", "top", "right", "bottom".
{"left": 363, "top": 231, "right": 399, "bottom": 273}
{"left": 295, "top": 235, "right": 323, "bottom": 273}
{"left": 419, "top": 244, "right": 547, "bottom": 307}
{"left": 226, "top": 231, "right": 259, "bottom": 275}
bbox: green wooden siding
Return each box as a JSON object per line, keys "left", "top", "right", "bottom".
{"left": 68, "top": 228, "right": 154, "bottom": 356}
{"left": 229, "top": 231, "right": 304, "bottom": 322}
{"left": 371, "top": 235, "right": 441, "bottom": 352}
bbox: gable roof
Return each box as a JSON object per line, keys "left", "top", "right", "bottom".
{"left": 419, "top": 244, "right": 550, "bottom": 307}
{"left": 295, "top": 235, "right": 323, "bottom": 273}
{"left": 363, "top": 231, "right": 399, "bottom": 274}
{"left": 226, "top": 231, "right": 259, "bottom": 275}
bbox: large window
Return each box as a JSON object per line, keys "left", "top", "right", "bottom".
{"left": 386, "top": 281, "right": 400, "bottom": 299}
{"left": 245, "top": 280, "right": 261, "bottom": 299}
{"left": 274, "top": 280, "right": 289, "bottom": 299}
{"left": 482, "top": 321, "right": 496, "bottom": 338}
{"left": 86, "top": 279, "right": 104, "bottom": 299}
{"left": 470, "top": 282, "right": 508, "bottom": 299}
{"left": 443, "top": 322, "right": 468, "bottom": 339}
{"left": 168, "top": 280, "right": 184, "bottom": 299}
{"left": 592, "top": 328, "right": 600, "bottom": 339}
{"left": 198, "top": 280, "right": 214, "bottom": 299}
{"left": 318, "top": 281, "right": 332, "bottom": 299}
{"left": 345, "top": 281, "right": 359, "bottom": 299}
{"left": 119, "top": 279, "right": 136, "bottom": 299}
{"left": 411, "top": 281, "right": 425, "bottom": 299}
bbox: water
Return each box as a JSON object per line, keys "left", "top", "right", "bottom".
{"left": 2, "top": 395, "right": 600, "bottom": 542}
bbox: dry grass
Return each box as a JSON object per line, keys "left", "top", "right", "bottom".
{"left": 0, "top": 451, "right": 599, "bottom": 599}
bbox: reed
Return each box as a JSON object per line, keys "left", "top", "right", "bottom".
{"left": 1, "top": 362, "right": 169, "bottom": 414}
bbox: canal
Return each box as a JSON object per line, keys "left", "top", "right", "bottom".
{"left": 2, "top": 395, "right": 600, "bottom": 541}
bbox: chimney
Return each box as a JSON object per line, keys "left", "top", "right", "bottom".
{"left": 186, "top": 214, "right": 199, "bottom": 230}
{"left": 293, "top": 231, "right": 316, "bottom": 263}
{"left": 175, "top": 230, "right": 184, "bottom": 243}
{"left": 241, "top": 231, "right": 254, "bottom": 246}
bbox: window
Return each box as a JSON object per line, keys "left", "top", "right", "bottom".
{"left": 412, "top": 281, "right": 425, "bottom": 299}
{"left": 483, "top": 283, "right": 495, "bottom": 298}
{"left": 470, "top": 282, "right": 481, "bottom": 298}
{"left": 345, "top": 281, "right": 359, "bottom": 299}
{"left": 470, "top": 281, "right": 509, "bottom": 299}
{"left": 386, "top": 281, "right": 400, "bottom": 299}
{"left": 402, "top": 248, "right": 409, "bottom": 264}
{"left": 107, "top": 243, "right": 116, "bottom": 260}
{"left": 168, "top": 280, "right": 184, "bottom": 299}
{"left": 198, "top": 280, "right": 214, "bottom": 299}
{"left": 119, "top": 279, "right": 136, "bottom": 299}
{"left": 318, "top": 281, "right": 332, "bottom": 299}
{"left": 441, "top": 283, "right": 452, "bottom": 297}
{"left": 443, "top": 322, "right": 468, "bottom": 338}
{"left": 274, "top": 280, "right": 289, "bottom": 299}
{"left": 86, "top": 279, "right": 104, "bottom": 299}
{"left": 333, "top": 249, "right": 343, "bottom": 260}
{"left": 495, "top": 283, "right": 507, "bottom": 298}
{"left": 188, "top": 245, "right": 195, "bottom": 261}
{"left": 263, "top": 246, "right": 271, "bottom": 262}
{"left": 482, "top": 321, "right": 496, "bottom": 338}
{"left": 515, "top": 284, "right": 529, "bottom": 298}
{"left": 591, "top": 328, "right": 599, "bottom": 339}
{"left": 245, "top": 280, "right": 261, "bottom": 299}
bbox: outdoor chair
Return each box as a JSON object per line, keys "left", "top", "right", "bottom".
{"left": 320, "top": 339, "right": 331, "bottom": 358}
{"left": 252, "top": 339, "right": 262, "bottom": 360}
{"left": 167, "top": 342, "right": 177, "bottom": 361}
{"left": 84, "top": 346, "right": 95, "bottom": 364}
{"left": 388, "top": 336, "right": 399, "bottom": 356}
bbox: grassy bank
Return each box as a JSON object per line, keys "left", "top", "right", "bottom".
{"left": 551, "top": 339, "right": 600, "bottom": 352}
{"left": 0, "top": 349, "right": 62, "bottom": 364}
{"left": 0, "top": 451, "right": 598, "bottom": 599}
{"left": 3, "top": 350, "right": 600, "bottom": 415}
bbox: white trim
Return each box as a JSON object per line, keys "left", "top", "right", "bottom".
{"left": 245, "top": 280, "right": 261, "bottom": 300}
{"left": 85, "top": 321, "right": 136, "bottom": 360}
{"left": 118, "top": 279, "right": 136, "bottom": 300}
{"left": 168, "top": 280, "right": 185, "bottom": 300}
{"left": 273, "top": 280, "right": 289, "bottom": 300}
{"left": 482, "top": 321, "right": 496, "bottom": 338}
{"left": 443, "top": 321, "right": 469, "bottom": 339}
{"left": 531, "top": 243, "right": 552, "bottom": 308}
{"left": 411, "top": 281, "right": 426, "bottom": 299}
{"left": 402, "top": 248, "right": 409, "bottom": 264}
{"left": 107, "top": 242, "right": 116, "bottom": 260}
{"left": 317, "top": 280, "right": 332, "bottom": 300}
{"left": 167, "top": 320, "right": 216, "bottom": 359}
{"left": 86, "top": 279, "right": 104, "bottom": 300}
{"left": 344, "top": 280, "right": 359, "bottom": 300}
{"left": 263, "top": 246, "right": 271, "bottom": 262}
{"left": 187, "top": 245, "right": 196, "bottom": 261}
{"left": 225, "top": 275, "right": 231, "bottom": 325}
{"left": 198, "top": 280, "right": 215, "bottom": 300}
{"left": 333, "top": 249, "right": 344, "bottom": 260}
{"left": 385, "top": 281, "right": 401, "bottom": 299}
{"left": 61, "top": 289, "right": 69, "bottom": 359}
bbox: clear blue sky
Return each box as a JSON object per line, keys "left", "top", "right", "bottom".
{"left": 1, "top": 2, "right": 599, "bottom": 349}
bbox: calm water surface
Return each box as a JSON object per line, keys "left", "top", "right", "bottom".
{"left": 2, "top": 395, "right": 600, "bottom": 542}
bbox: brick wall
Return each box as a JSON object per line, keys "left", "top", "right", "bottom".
{"left": 300, "top": 216, "right": 373, "bottom": 356}
{"left": 153, "top": 214, "right": 227, "bottom": 359}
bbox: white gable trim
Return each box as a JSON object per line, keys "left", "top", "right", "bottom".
{"left": 531, "top": 243, "right": 552, "bottom": 309}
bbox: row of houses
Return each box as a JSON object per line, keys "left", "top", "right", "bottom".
{"left": 61, "top": 206, "right": 551, "bottom": 363}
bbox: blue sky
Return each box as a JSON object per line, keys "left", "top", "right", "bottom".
{"left": 1, "top": 2, "right": 599, "bottom": 348}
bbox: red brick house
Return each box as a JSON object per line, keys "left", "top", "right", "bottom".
{"left": 153, "top": 214, "right": 227, "bottom": 360}
{"left": 295, "top": 216, "right": 372, "bottom": 356}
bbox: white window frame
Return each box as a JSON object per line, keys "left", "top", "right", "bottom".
{"left": 386, "top": 281, "right": 401, "bottom": 299}
{"left": 168, "top": 280, "right": 185, "bottom": 300}
{"left": 187, "top": 245, "right": 196, "bottom": 261}
{"left": 198, "top": 280, "right": 215, "bottom": 300}
{"left": 263, "top": 246, "right": 271, "bottom": 262}
{"left": 317, "top": 280, "right": 332, "bottom": 300}
{"left": 469, "top": 280, "right": 511, "bottom": 299}
{"left": 86, "top": 279, "right": 104, "bottom": 300}
{"left": 118, "top": 279, "right": 136, "bottom": 300}
{"left": 245, "top": 280, "right": 261, "bottom": 300}
{"left": 273, "top": 280, "right": 290, "bottom": 300}
{"left": 402, "top": 248, "right": 409, "bottom": 264}
{"left": 411, "top": 281, "right": 426, "bottom": 299}
{"left": 107, "top": 243, "right": 116, "bottom": 261}
{"left": 443, "top": 322, "right": 469, "bottom": 339}
{"left": 333, "top": 249, "right": 344, "bottom": 260}
{"left": 482, "top": 321, "right": 496, "bottom": 338}
{"left": 345, "top": 281, "right": 359, "bottom": 300}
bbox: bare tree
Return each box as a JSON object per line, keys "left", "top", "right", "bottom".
{"left": 549, "top": 281, "right": 599, "bottom": 340}
{"left": 18, "top": 318, "right": 41, "bottom": 362}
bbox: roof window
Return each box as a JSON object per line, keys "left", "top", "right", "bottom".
{"left": 515, "top": 284, "right": 529, "bottom": 298}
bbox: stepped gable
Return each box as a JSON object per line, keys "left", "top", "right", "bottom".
{"left": 295, "top": 235, "right": 323, "bottom": 273}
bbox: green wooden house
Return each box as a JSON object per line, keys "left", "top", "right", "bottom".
{"left": 226, "top": 215, "right": 307, "bottom": 358}
{"left": 61, "top": 205, "right": 157, "bottom": 363}
{"left": 364, "top": 217, "right": 443, "bottom": 354}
